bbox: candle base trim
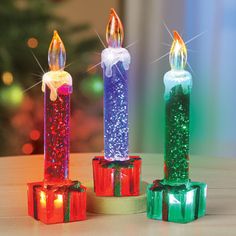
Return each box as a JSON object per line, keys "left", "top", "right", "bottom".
{"left": 87, "top": 181, "right": 147, "bottom": 214}
{"left": 92, "top": 156, "right": 142, "bottom": 196}
{"left": 27, "top": 180, "right": 86, "bottom": 224}
{"left": 147, "top": 179, "right": 207, "bottom": 223}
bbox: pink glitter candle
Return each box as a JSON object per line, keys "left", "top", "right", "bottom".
{"left": 42, "top": 31, "right": 72, "bottom": 184}
{"left": 27, "top": 31, "right": 86, "bottom": 224}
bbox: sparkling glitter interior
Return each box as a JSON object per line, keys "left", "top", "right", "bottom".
{"left": 164, "top": 83, "right": 191, "bottom": 185}
{"left": 44, "top": 85, "right": 71, "bottom": 184}
{"left": 103, "top": 61, "right": 129, "bottom": 161}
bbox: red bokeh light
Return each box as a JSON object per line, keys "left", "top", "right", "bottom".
{"left": 30, "top": 129, "right": 41, "bottom": 141}
{"left": 22, "top": 143, "right": 34, "bottom": 154}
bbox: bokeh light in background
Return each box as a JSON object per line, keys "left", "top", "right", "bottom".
{"left": 22, "top": 143, "right": 34, "bottom": 155}
{"left": 2, "top": 71, "right": 14, "bottom": 85}
{"left": 80, "top": 74, "right": 103, "bottom": 99}
{"left": 0, "top": 85, "right": 23, "bottom": 107}
{"left": 0, "top": 0, "right": 236, "bottom": 158}
{"left": 29, "top": 129, "right": 41, "bottom": 141}
{"left": 27, "top": 37, "right": 39, "bottom": 49}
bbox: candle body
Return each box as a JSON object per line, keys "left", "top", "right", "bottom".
{"left": 42, "top": 71, "right": 73, "bottom": 184}
{"left": 163, "top": 70, "right": 192, "bottom": 185}
{"left": 101, "top": 47, "right": 130, "bottom": 161}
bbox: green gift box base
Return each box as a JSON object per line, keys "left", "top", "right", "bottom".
{"left": 147, "top": 179, "right": 207, "bottom": 223}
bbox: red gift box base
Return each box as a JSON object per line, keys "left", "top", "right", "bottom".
{"left": 27, "top": 180, "right": 86, "bottom": 224}
{"left": 92, "top": 156, "right": 142, "bottom": 197}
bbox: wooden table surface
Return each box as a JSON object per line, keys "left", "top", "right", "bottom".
{"left": 0, "top": 153, "right": 235, "bottom": 236}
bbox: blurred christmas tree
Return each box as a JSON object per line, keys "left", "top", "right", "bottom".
{"left": 0, "top": 0, "right": 104, "bottom": 156}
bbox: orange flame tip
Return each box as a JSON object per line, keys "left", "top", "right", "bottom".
{"left": 169, "top": 30, "right": 187, "bottom": 70}
{"left": 173, "top": 31, "right": 185, "bottom": 47}
{"left": 106, "top": 8, "right": 124, "bottom": 48}
{"left": 48, "top": 30, "right": 66, "bottom": 71}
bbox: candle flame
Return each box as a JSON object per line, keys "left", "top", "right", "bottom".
{"left": 106, "top": 8, "right": 124, "bottom": 48}
{"left": 48, "top": 30, "right": 66, "bottom": 71}
{"left": 169, "top": 31, "right": 187, "bottom": 70}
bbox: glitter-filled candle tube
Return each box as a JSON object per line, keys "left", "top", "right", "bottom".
{"left": 92, "top": 9, "right": 142, "bottom": 197}
{"left": 102, "top": 48, "right": 130, "bottom": 161}
{"left": 42, "top": 31, "right": 73, "bottom": 184}
{"left": 147, "top": 31, "right": 207, "bottom": 223}
{"left": 164, "top": 69, "right": 192, "bottom": 185}
{"left": 44, "top": 83, "right": 72, "bottom": 184}
{"left": 27, "top": 31, "right": 86, "bottom": 224}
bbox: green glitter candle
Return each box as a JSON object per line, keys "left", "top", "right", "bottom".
{"left": 164, "top": 32, "right": 192, "bottom": 185}
{"left": 164, "top": 73, "right": 192, "bottom": 185}
{"left": 163, "top": 30, "right": 192, "bottom": 185}
{"left": 147, "top": 31, "right": 207, "bottom": 223}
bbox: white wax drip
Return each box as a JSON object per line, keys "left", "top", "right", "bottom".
{"left": 101, "top": 47, "right": 131, "bottom": 77}
{"left": 42, "top": 71, "right": 72, "bottom": 101}
{"left": 164, "top": 70, "right": 192, "bottom": 100}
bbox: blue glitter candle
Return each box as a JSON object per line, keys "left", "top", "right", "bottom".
{"left": 92, "top": 9, "right": 142, "bottom": 197}
{"left": 101, "top": 9, "right": 131, "bottom": 161}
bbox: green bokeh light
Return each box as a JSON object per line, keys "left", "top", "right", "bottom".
{"left": 80, "top": 75, "right": 103, "bottom": 99}
{"left": 0, "top": 84, "right": 23, "bottom": 107}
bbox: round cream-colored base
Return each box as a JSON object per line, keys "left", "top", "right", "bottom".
{"left": 87, "top": 182, "right": 147, "bottom": 214}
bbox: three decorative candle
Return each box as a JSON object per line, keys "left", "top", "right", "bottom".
{"left": 26, "top": 11, "right": 207, "bottom": 225}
